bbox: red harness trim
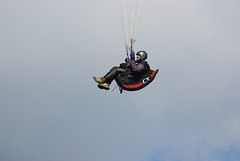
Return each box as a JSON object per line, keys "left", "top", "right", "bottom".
{"left": 122, "top": 70, "right": 157, "bottom": 89}
{"left": 150, "top": 70, "right": 157, "bottom": 78}
{"left": 120, "top": 70, "right": 158, "bottom": 90}
{"left": 122, "top": 82, "right": 143, "bottom": 89}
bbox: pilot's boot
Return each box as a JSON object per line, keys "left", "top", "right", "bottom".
{"left": 93, "top": 76, "right": 106, "bottom": 84}
{"left": 98, "top": 83, "right": 110, "bottom": 90}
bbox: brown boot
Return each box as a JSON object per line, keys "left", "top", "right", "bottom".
{"left": 98, "top": 83, "right": 110, "bottom": 90}
{"left": 93, "top": 76, "right": 105, "bottom": 84}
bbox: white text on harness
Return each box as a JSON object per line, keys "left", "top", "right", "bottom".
{"left": 142, "top": 76, "right": 151, "bottom": 84}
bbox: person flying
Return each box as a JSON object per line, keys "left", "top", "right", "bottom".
{"left": 93, "top": 50, "right": 149, "bottom": 90}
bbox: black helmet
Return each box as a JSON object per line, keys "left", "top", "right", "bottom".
{"left": 136, "top": 50, "right": 148, "bottom": 62}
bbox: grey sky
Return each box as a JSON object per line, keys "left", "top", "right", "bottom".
{"left": 1, "top": 0, "right": 240, "bottom": 161}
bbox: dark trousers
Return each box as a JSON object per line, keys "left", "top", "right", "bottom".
{"left": 104, "top": 66, "right": 126, "bottom": 84}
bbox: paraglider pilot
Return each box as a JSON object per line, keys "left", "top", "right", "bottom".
{"left": 93, "top": 50, "right": 150, "bottom": 90}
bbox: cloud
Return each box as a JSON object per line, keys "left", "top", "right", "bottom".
{"left": 1, "top": 0, "right": 240, "bottom": 161}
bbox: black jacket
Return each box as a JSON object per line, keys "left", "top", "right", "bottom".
{"left": 130, "top": 60, "right": 150, "bottom": 81}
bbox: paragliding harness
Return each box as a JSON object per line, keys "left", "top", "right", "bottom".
{"left": 116, "top": 68, "right": 159, "bottom": 94}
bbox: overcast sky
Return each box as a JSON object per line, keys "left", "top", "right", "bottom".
{"left": 1, "top": 0, "right": 240, "bottom": 161}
